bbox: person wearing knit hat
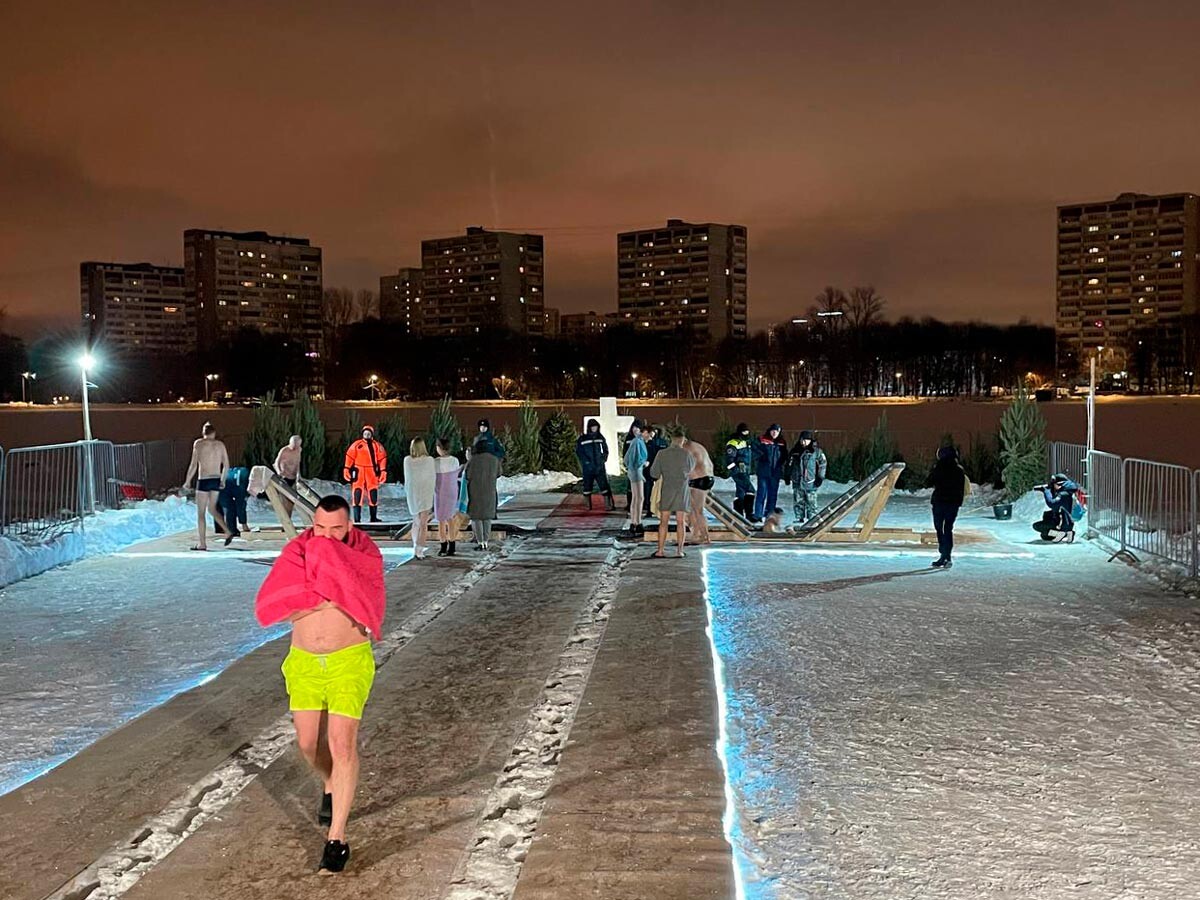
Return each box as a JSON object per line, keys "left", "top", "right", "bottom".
{"left": 724, "top": 422, "right": 754, "bottom": 519}
{"left": 475, "top": 418, "right": 506, "bottom": 460}
{"left": 784, "top": 429, "right": 827, "bottom": 529}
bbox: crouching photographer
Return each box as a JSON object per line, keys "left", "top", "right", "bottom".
{"left": 1032, "top": 473, "right": 1081, "bottom": 542}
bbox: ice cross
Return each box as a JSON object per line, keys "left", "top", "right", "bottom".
{"left": 584, "top": 397, "right": 635, "bottom": 477}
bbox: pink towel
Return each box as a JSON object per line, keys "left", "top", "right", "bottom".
{"left": 255, "top": 527, "right": 386, "bottom": 639}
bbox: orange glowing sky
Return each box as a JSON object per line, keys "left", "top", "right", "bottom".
{"left": 2, "top": 0, "right": 1199, "bottom": 337}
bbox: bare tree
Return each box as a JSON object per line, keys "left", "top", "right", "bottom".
{"left": 322, "top": 288, "right": 357, "bottom": 329}
{"left": 846, "top": 286, "right": 885, "bottom": 331}
{"left": 355, "top": 289, "right": 379, "bottom": 321}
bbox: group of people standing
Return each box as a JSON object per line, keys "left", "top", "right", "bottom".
{"left": 402, "top": 419, "right": 504, "bottom": 558}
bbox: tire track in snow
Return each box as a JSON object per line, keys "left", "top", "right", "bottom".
{"left": 445, "top": 537, "right": 635, "bottom": 900}
{"left": 42, "top": 542, "right": 520, "bottom": 900}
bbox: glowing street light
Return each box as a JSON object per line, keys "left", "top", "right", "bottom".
{"left": 631, "top": 372, "right": 639, "bottom": 397}
{"left": 204, "top": 372, "right": 220, "bottom": 402}
{"left": 20, "top": 371, "right": 36, "bottom": 404}
{"left": 78, "top": 352, "right": 98, "bottom": 513}
{"left": 364, "top": 373, "right": 380, "bottom": 401}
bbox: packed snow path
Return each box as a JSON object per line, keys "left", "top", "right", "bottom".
{"left": 707, "top": 540, "right": 1200, "bottom": 899}
{"left": 1, "top": 493, "right": 730, "bottom": 900}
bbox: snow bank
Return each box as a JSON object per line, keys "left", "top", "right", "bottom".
{"left": 0, "top": 494, "right": 196, "bottom": 588}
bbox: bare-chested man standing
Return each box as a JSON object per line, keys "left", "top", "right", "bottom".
{"left": 182, "top": 421, "right": 231, "bottom": 550}
{"left": 255, "top": 494, "right": 385, "bottom": 874}
{"left": 273, "top": 434, "right": 303, "bottom": 518}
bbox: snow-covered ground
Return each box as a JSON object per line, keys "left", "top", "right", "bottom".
{"left": 0, "top": 543, "right": 413, "bottom": 797}
{"left": 0, "top": 475, "right": 571, "bottom": 797}
{"left": 705, "top": 499, "right": 1200, "bottom": 898}
{"left": 0, "top": 495, "right": 196, "bottom": 588}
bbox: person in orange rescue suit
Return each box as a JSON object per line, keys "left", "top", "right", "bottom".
{"left": 343, "top": 424, "right": 388, "bottom": 523}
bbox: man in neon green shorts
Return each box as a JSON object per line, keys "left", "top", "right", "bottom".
{"left": 256, "top": 493, "right": 386, "bottom": 874}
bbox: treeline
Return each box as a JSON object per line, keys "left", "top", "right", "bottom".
{"left": 328, "top": 285, "right": 1053, "bottom": 401}
{"left": 240, "top": 395, "right": 584, "bottom": 482}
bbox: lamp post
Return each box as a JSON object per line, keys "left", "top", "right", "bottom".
{"left": 631, "top": 372, "right": 638, "bottom": 397}
{"left": 21, "top": 371, "right": 36, "bottom": 404}
{"left": 365, "top": 374, "right": 379, "bottom": 401}
{"left": 78, "top": 352, "right": 97, "bottom": 513}
{"left": 204, "top": 373, "right": 219, "bottom": 402}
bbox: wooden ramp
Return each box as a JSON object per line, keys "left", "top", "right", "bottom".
{"left": 264, "top": 476, "right": 411, "bottom": 540}
{"left": 652, "top": 463, "right": 941, "bottom": 545}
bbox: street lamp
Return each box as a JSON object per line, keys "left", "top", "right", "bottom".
{"left": 204, "top": 373, "right": 219, "bottom": 402}
{"left": 78, "top": 352, "right": 97, "bottom": 513}
{"left": 631, "top": 372, "right": 639, "bottom": 396}
{"left": 364, "top": 373, "right": 379, "bottom": 401}
{"left": 20, "top": 371, "right": 36, "bottom": 403}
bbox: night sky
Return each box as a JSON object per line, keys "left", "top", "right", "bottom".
{"left": 2, "top": 1, "right": 1198, "bottom": 338}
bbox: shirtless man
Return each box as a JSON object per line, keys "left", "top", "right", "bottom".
{"left": 273, "top": 435, "right": 303, "bottom": 518}
{"left": 254, "top": 494, "right": 385, "bottom": 874}
{"left": 182, "top": 421, "right": 231, "bottom": 550}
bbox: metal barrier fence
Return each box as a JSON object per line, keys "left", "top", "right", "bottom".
{"left": 1086, "top": 451, "right": 1124, "bottom": 545}
{"left": 1049, "top": 441, "right": 1088, "bottom": 490}
{"left": 1, "top": 442, "right": 88, "bottom": 539}
{"left": 1053, "top": 441, "right": 1200, "bottom": 578}
{"left": 1122, "top": 458, "right": 1195, "bottom": 574}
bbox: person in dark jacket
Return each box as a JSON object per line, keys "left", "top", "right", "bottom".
{"left": 724, "top": 423, "right": 755, "bottom": 517}
{"left": 217, "top": 465, "right": 250, "bottom": 543}
{"left": 475, "top": 418, "right": 506, "bottom": 460}
{"left": 752, "top": 424, "right": 786, "bottom": 522}
{"left": 576, "top": 418, "right": 614, "bottom": 510}
{"left": 928, "top": 445, "right": 968, "bottom": 568}
{"left": 785, "top": 430, "right": 827, "bottom": 526}
{"left": 1033, "top": 473, "right": 1079, "bottom": 541}
{"left": 642, "top": 424, "right": 669, "bottom": 516}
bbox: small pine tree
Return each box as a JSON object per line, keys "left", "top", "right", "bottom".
{"left": 854, "top": 412, "right": 899, "bottom": 479}
{"left": 286, "top": 392, "right": 326, "bottom": 480}
{"left": 243, "top": 392, "right": 288, "bottom": 468}
{"left": 540, "top": 409, "right": 580, "bottom": 474}
{"left": 508, "top": 400, "right": 543, "bottom": 474}
{"left": 824, "top": 444, "right": 855, "bottom": 484}
{"left": 427, "top": 394, "right": 463, "bottom": 456}
{"left": 324, "top": 409, "right": 364, "bottom": 481}
{"left": 963, "top": 431, "right": 1002, "bottom": 488}
{"left": 999, "top": 384, "right": 1047, "bottom": 501}
{"left": 375, "top": 415, "right": 408, "bottom": 483}
{"left": 711, "top": 414, "right": 737, "bottom": 477}
{"left": 498, "top": 425, "right": 518, "bottom": 476}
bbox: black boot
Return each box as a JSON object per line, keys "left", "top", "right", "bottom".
{"left": 438, "top": 542, "right": 448, "bottom": 557}
{"left": 447, "top": 541, "right": 456, "bottom": 556}
{"left": 604, "top": 491, "right": 616, "bottom": 511}
{"left": 353, "top": 506, "right": 362, "bottom": 523}
{"left": 585, "top": 493, "right": 594, "bottom": 510}
{"left": 369, "top": 505, "right": 379, "bottom": 523}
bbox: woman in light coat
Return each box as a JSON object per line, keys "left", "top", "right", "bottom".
{"left": 434, "top": 438, "right": 464, "bottom": 557}
{"left": 403, "top": 438, "right": 436, "bottom": 559}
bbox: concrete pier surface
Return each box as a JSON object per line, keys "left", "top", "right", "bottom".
{"left": 1, "top": 493, "right": 732, "bottom": 900}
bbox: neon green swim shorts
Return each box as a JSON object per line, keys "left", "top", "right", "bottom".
{"left": 281, "top": 642, "right": 376, "bottom": 719}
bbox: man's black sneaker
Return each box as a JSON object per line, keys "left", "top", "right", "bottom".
{"left": 318, "top": 839, "right": 350, "bottom": 874}
{"left": 942, "top": 559, "right": 954, "bottom": 569}
{"left": 318, "top": 792, "right": 332, "bottom": 826}
{"left": 931, "top": 557, "right": 947, "bottom": 568}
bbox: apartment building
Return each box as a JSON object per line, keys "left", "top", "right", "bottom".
{"left": 380, "top": 266, "right": 424, "bottom": 333}
{"left": 616, "top": 219, "right": 748, "bottom": 342}
{"left": 80, "top": 262, "right": 189, "bottom": 355}
{"left": 1056, "top": 193, "right": 1199, "bottom": 384}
